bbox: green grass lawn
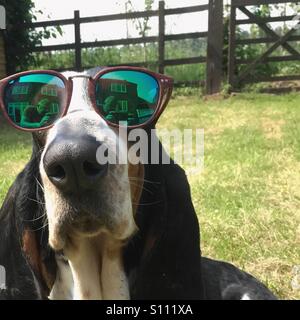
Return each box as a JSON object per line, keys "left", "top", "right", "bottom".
{"left": 1, "top": 93, "right": 300, "bottom": 299}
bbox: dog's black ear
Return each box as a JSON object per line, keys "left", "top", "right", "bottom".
{"left": 0, "top": 169, "right": 42, "bottom": 299}
{"left": 124, "top": 143, "right": 205, "bottom": 299}
{"left": 0, "top": 141, "right": 56, "bottom": 299}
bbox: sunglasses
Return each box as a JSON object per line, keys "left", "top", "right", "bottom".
{"left": 0, "top": 66, "right": 173, "bottom": 132}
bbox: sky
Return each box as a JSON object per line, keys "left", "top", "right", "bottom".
{"left": 32, "top": 0, "right": 299, "bottom": 46}
{"left": 33, "top": 0, "right": 212, "bottom": 45}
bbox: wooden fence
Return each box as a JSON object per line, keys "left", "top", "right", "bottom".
{"left": 228, "top": 0, "right": 300, "bottom": 88}
{"left": 28, "top": 1, "right": 224, "bottom": 95}
{"left": 14, "top": 0, "right": 300, "bottom": 93}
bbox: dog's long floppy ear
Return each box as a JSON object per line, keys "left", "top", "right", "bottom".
{"left": 124, "top": 140, "right": 205, "bottom": 299}
{"left": 0, "top": 139, "right": 56, "bottom": 299}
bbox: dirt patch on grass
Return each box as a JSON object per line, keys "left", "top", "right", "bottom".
{"left": 205, "top": 109, "right": 248, "bottom": 135}
{"left": 261, "top": 117, "right": 285, "bottom": 140}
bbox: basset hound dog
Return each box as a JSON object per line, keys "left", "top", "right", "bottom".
{"left": 0, "top": 67, "right": 276, "bottom": 300}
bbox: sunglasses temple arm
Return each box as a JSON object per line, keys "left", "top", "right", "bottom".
{"left": 155, "top": 84, "right": 173, "bottom": 121}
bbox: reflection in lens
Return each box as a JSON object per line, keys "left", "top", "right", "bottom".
{"left": 4, "top": 74, "right": 65, "bottom": 129}
{"left": 95, "top": 70, "right": 159, "bottom": 126}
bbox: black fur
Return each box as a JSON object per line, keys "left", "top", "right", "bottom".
{"left": 0, "top": 142, "right": 55, "bottom": 299}
{"left": 124, "top": 160, "right": 204, "bottom": 299}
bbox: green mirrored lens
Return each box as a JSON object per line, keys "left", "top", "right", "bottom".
{"left": 95, "top": 70, "right": 159, "bottom": 126}
{"left": 4, "top": 74, "right": 65, "bottom": 129}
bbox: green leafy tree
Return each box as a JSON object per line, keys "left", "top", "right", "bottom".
{"left": 124, "top": 0, "right": 154, "bottom": 61}
{"left": 0, "top": 0, "right": 61, "bottom": 74}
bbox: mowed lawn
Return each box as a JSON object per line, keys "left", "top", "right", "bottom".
{"left": 1, "top": 93, "right": 300, "bottom": 299}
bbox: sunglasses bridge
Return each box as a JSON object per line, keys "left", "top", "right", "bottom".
{"left": 68, "top": 75, "right": 93, "bottom": 81}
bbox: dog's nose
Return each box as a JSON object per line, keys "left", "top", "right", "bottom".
{"left": 43, "top": 134, "right": 107, "bottom": 193}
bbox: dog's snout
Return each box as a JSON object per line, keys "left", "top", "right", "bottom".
{"left": 43, "top": 134, "right": 107, "bottom": 193}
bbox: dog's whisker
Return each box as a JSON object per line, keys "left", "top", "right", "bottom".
{"left": 109, "top": 170, "right": 153, "bottom": 193}
{"left": 128, "top": 177, "right": 161, "bottom": 185}
{"left": 35, "top": 177, "right": 45, "bottom": 192}
{"left": 22, "top": 209, "right": 47, "bottom": 222}
{"left": 132, "top": 200, "right": 163, "bottom": 206}
{"left": 129, "top": 181, "right": 154, "bottom": 195}
{"left": 23, "top": 215, "right": 47, "bottom": 223}
{"left": 31, "top": 221, "right": 49, "bottom": 232}
{"left": 27, "top": 197, "right": 46, "bottom": 206}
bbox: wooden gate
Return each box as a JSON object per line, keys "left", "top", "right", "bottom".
{"left": 228, "top": 0, "right": 300, "bottom": 88}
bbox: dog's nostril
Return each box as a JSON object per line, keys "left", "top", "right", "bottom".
{"left": 48, "top": 165, "right": 66, "bottom": 180}
{"left": 83, "top": 161, "right": 105, "bottom": 177}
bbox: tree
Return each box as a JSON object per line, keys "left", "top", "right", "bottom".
{"left": 0, "top": 0, "right": 60, "bottom": 74}
{"left": 124, "top": 0, "right": 154, "bottom": 62}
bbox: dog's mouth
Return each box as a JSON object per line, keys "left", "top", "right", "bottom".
{"left": 47, "top": 196, "right": 114, "bottom": 251}
{"left": 58, "top": 214, "right": 106, "bottom": 245}
{"left": 70, "top": 216, "right": 105, "bottom": 234}
{"left": 45, "top": 180, "right": 137, "bottom": 246}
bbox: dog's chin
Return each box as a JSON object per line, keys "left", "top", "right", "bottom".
{"left": 48, "top": 208, "right": 136, "bottom": 252}
{"left": 48, "top": 213, "right": 106, "bottom": 251}
{"left": 71, "top": 217, "right": 106, "bottom": 236}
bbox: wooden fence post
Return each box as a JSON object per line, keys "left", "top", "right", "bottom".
{"left": 228, "top": 3, "right": 236, "bottom": 89}
{"left": 74, "top": 10, "right": 82, "bottom": 71}
{"left": 158, "top": 1, "right": 165, "bottom": 74}
{"left": 206, "top": 0, "right": 224, "bottom": 95}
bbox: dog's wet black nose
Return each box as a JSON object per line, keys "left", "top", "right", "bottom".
{"left": 43, "top": 134, "right": 107, "bottom": 193}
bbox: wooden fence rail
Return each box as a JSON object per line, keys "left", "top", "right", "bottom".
{"left": 27, "top": 1, "right": 224, "bottom": 95}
